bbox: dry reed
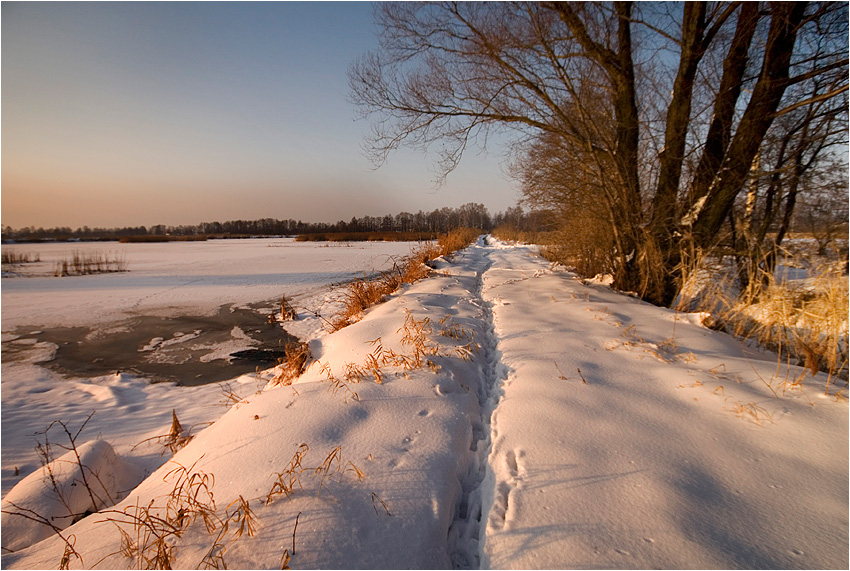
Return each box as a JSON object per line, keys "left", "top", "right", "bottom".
{"left": 330, "top": 228, "right": 480, "bottom": 331}
{"left": 1, "top": 251, "right": 40, "bottom": 264}
{"left": 53, "top": 251, "right": 127, "bottom": 276}
{"left": 677, "top": 250, "right": 848, "bottom": 392}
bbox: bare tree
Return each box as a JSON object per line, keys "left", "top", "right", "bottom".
{"left": 350, "top": 1, "right": 848, "bottom": 305}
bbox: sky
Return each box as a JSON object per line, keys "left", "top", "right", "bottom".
{"left": 1, "top": 1, "right": 519, "bottom": 230}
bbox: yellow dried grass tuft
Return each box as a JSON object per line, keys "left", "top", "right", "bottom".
{"left": 330, "top": 228, "right": 480, "bottom": 331}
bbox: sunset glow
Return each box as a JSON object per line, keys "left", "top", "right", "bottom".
{"left": 2, "top": 2, "right": 516, "bottom": 229}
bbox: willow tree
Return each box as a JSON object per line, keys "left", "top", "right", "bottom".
{"left": 350, "top": 1, "right": 848, "bottom": 305}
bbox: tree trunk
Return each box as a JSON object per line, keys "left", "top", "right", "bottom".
{"left": 688, "top": 3, "right": 760, "bottom": 208}
{"left": 691, "top": 2, "right": 808, "bottom": 246}
{"left": 651, "top": 2, "right": 707, "bottom": 237}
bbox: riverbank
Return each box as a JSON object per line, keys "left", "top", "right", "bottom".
{"left": 3, "top": 238, "right": 846, "bottom": 569}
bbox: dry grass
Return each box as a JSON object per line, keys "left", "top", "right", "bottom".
{"left": 436, "top": 227, "right": 481, "bottom": 255}
{"left": 100, "top": 459, "right": 219, "bottom": 569}
{"left": 130, "top": 409, "right": 203, "bottom": 457}
{"left": 267, "top": 444, "right": 310, "bottom": 504}
{"left": 316, "top": 363, "right": 357, "bottom": 401}
{"left": 330, "top": 228, "right": 479, "bottom": 331}
{"left": 99, "top": 442, "right": 370, "bottom": 568}
{"left": 218, "top": 383, "right": 249, "bottom": 409}
{"left": 9, "top": 421, "right": 381, "bottom": 569}
{"left": 267, "top": 444, "right": 365, "bottom": 501}
{"left": 2, "top": 504, "right": 83, "bottom": 569}
{"left": 326, "top": 309, "right": 478, "bottom": 395}
{"left": 730, "top": 401, "right": 775, "bottom": 425}
{"left": 371, "top": 492, "right": 392, "bottom": 516}
{"left": 53, "top": 251, "right": 127, "bottom": 276}
{"left": 492, "top": 225, "right": 567, "bottom": 250}
{"left": 163, "top": 409, "right": 193, "bottom": 455}
{"left": 98, "top": 458, "right": 282, "bottom": 569}
{"left": 1, "top": 251, "right": 40, "bottom": 264}
{"left": 280, "top": 294, "right": 298, "bottom": 321}
{"left": 295, "top": 231, "right": 438, "bottom": 242}
{"left": 677, "top": 252, "right": 849, "bottom": 391}
{"left": 268, "top": 341, "right": 312, "bottom": 388}
{"left": 438, "top": 315, "right": 474, "bottom": 341}
{"left": 33, "top": 414, "right": 108, "bottom": 518}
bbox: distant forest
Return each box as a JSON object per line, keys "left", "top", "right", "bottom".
{"left": 1, "top": 203, "right": 544, "bottom": 243}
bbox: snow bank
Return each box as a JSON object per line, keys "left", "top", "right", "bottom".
{"left": 2, "top": 238, "right": 846, "bottom": 569}
{"left": 1, "top": 439, "right": 141, "bottom": 552}
{"left": 479, "top": 240, "right": 848, "bottom": 569}
{"left": 2, "top": 246, "right": 496, "bottom": 569}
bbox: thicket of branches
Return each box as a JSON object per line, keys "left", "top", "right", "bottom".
{"left": 350, "top": 1, "right": 848, "bottom": 305}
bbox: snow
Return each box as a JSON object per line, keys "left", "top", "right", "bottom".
{"left": 1, "top": 238, "right": 418, "bottom": 498}
{"left": 1, "top": 238, "right": 417, "bottom": 328}
{"left": 1, "top": 237, "right": 847, "bottom": 569}
{"left": 1, "top": 439, "right": 141, "bottom": 552}
{"left": 478, "top": 243, "right": 847, "bottom": 569}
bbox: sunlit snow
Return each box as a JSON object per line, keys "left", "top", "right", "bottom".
{"left": 1, "top": 237, "right": 846, "bottom": 569}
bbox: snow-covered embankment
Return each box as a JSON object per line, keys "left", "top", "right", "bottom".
{"left": 3, "top": 237, "right": 847, "bottom": 569}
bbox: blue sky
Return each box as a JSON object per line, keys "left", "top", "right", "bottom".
{"left": 2, "top": 1, "right": 518, "bottom": 229}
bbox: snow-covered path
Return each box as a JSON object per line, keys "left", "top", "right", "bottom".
{"left": 2, "top": 238, "right": 847, "bottom": 569}
{"left": 478, "top": 240, "right": 848, "bottom": 569}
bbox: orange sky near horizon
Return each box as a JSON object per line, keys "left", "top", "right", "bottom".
{"left": 2, "top": 2, "right": 517, "bottom": 230}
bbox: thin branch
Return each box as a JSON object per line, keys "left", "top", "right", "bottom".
{"left": 772, "top": 84, "right": 849, "bottom": 119}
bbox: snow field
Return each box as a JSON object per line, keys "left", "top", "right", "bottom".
{"left": 2, "top": 242, "right": 501, "bottom": 568}
{"left": 1, "top": 238, "right": 417, "bottom": 328}
{"left": 2, "top": 237, "right": 847, "bottom": 569}
{"left": 1, "top": 238, "right": 417, "bottom": 498}
{"left": 478, "top": 240, "right": 848, "bottom": 569}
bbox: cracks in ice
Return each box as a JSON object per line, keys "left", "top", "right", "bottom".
{"left": 446, "top": 244, "right": 507, "bottom": 570}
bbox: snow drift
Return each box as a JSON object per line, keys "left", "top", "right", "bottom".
{"left": 2, "top": 237, "right": 846, "bottom": 569}
{"left": 1, "top": 439, "right": 141, "bottom": 552}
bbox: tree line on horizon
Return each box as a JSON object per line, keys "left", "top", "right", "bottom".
{"left": 1, "top": 203, "right": 537, "bottom": 242}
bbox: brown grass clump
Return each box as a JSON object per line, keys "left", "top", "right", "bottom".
{"left": 130, "top": 410, "right": 215, "bottom": 458}
{"left": 163, "top": 409, "right": 192, "bottom": 454}
{"left": 330, "top": 229, "right": 479, "bottom": 331}
{"left": 1, "top": 251, "right": 40, "bottom": 264}
{"left": 53, "top": 251, "right": 127, "bottom": 276}
{"left": 678, "top": 254, "right": 848, "bottom": 391}
{"left": 280, "top": 295, "right": 298, "bottom": 321}
{"left": 437, "top": 227, "right": 481, "bottom": 256}
{"left": 269, "top": 342, "right": 312, "bottom": 388}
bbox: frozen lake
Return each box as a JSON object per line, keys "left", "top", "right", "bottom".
{"left": 1, "top": 238, "right": 420, "bottom": 328}
{"left": 1, "top": 237, "right": 422, "bottom": 497}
